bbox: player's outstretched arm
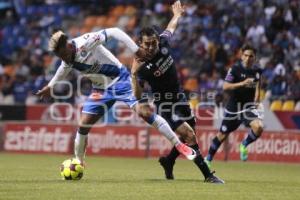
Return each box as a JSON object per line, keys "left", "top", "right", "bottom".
{"left": 36, "top": 85, "right": 51, "bottom": 100}
{"left": 105, "top": 28, "right": 149, "bottom": 60}
{"left": 131, "top": 58, "right": 144, "bottom": 99}
{"left": 105, "top": 27, "right": 139, "bottom": 53}
{"left": 165, "top": 0, "right": 185, "bottom": 34}
{"left": 36, "top": 63, "right": 72, "bottom": 100}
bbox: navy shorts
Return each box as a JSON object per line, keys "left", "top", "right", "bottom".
{"left": 155, "top": 97, "right": 196, "bottom": 131}
{"left": 219, "top": 108, "right": 262, "bottom": 134}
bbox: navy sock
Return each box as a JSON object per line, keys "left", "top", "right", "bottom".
{"left": 189, "top": 144, "right": 200, "bottom": 154}
{"left": 190, "top": 144, "right": 211, "bottom": 179}
{"left": 242, "top": 130, "right": 259, "bottom": 147}
{"left": 145, "top": 113, "right": 156, "bottom": 124}
{"left": 165, "top": 137, "right": 186, "bottom": 162}
{"left": 166, "top": 146, "right": 180, "bottom": 162}
{"left": 206, "top": 137, "right": 222, "bottom": 161}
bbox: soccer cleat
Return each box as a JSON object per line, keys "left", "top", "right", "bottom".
{"left": 204, "top": 157, "right": 212, "bottom": 169}
{"left": 80, "top": 160, "right": 87, "bottom": 168}
{"left": 204, "top": 173, "right": 225, "bottom": 184}
{"left": 158, "top": 157, "right": 175, "bottom": 180}
{"left": 239, "top": 144, "right": 248, "bottom": 161}
{"left": 175, "top": 143, "right": 197, "bottom": 160}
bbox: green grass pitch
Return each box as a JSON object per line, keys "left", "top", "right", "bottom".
{"left": 0, "top": 153, "right": 299, "bottom": 200}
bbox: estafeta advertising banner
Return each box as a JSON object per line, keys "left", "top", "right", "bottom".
{"left": 3, "top": 123, "right": 75, "bottom": 154}
{"left": 2, "top": 123, "right": 300, "bottom": 163}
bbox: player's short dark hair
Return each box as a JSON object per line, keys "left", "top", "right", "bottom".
{"left": 139, "top": 27, "right": 159, "bottom": 42}
{"left": 241, "top": 44, "right": 257, "bottom": 55}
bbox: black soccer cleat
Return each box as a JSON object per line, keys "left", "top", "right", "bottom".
{"left": 204, "top": 172, "right": 225, "bottom": 184}
{"left": 158, "top": 157, "right": 175, "bottom": 180}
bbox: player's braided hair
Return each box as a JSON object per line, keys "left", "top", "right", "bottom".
{"left": 48, "top": 30, "right": 68, "bottom": 52}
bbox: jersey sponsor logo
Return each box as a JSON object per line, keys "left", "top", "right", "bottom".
{"left": 153, "top": 56, "right": 174, "bottom": 77}
{"left": 146, "top": 63, "right": 153, "bottom": 69}
{"left": 80, "top": 50, "right": 88, "bottom": 57}
{"left": 154, "top": 70, "right": 161, "bottom": 77}
{"left": 92, "top": 34, "right": 101, "bottom": 42}
{"left": 161, "top": 47, "right": 168, "bottom": 55}
{"left": 221, "top": 125, "right": 228, "bottom": 132}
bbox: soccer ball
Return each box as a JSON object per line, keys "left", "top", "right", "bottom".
{"left": 60, "top": 158, "right": 84, "bottom": 180}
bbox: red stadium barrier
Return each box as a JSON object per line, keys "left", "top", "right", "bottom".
{"left": 26, "top": 105, "right": 80, "bottom": 122}
{"left": 194, "top": 128, "right": 300, "bottom": 163}
{"left": 86, "top": 126, "right": 155, "bottom": 157}
{"left": 2, "top": 122, "right": 300, "bottom": 163}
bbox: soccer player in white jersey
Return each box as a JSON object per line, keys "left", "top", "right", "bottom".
{"left": 37, "top": 27, "right": 196, "bottom": 163}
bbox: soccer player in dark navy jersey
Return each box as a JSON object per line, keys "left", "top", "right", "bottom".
{"left": 131, "top": 1, "right": 224, "bottom": 184}
{"left": 136, "top": 30, "right": 180, "bottom": 96}
{"left": 204, "top": 44, "right": 264, "bottom": 168}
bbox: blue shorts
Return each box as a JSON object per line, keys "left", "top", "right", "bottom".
{"left": 82, "top": 67, "right": 138, "bottom": 115}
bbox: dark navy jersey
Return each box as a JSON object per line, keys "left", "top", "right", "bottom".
{"left": 137, "top": 30, "right": 181, "bottom": 100}
{"left": 224, "top": 61, "right": 262, "bottom": 112}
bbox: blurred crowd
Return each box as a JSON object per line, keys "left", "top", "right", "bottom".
{"left": 0, "top": 0, "right": 300, "bottom": 110}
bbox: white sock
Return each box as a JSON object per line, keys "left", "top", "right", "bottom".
{"left": 151, "top": 115, "right": 181, "bottom": 146}
{"left": 74, "top": 131, "right": 88, "bottom": 161}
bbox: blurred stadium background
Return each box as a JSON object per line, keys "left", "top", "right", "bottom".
{"left": 0, "top": 0, "right": 300, "bottom": 199}
{"left": 0, "top": 0, "right": 300, "bottom": 191}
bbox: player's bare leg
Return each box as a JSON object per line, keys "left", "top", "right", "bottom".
{"left": 133, "top": 103, "right": 196, "bottom": 160}
{"left": 249, "top": 119, "right": 264, "bottom": 137}
{"left": 74, "top": 113, "right": 101, "bottom": 163}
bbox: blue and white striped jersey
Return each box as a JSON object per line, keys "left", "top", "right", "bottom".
{"left": 48, "top": 28, "right": 138, "bottom": 90}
